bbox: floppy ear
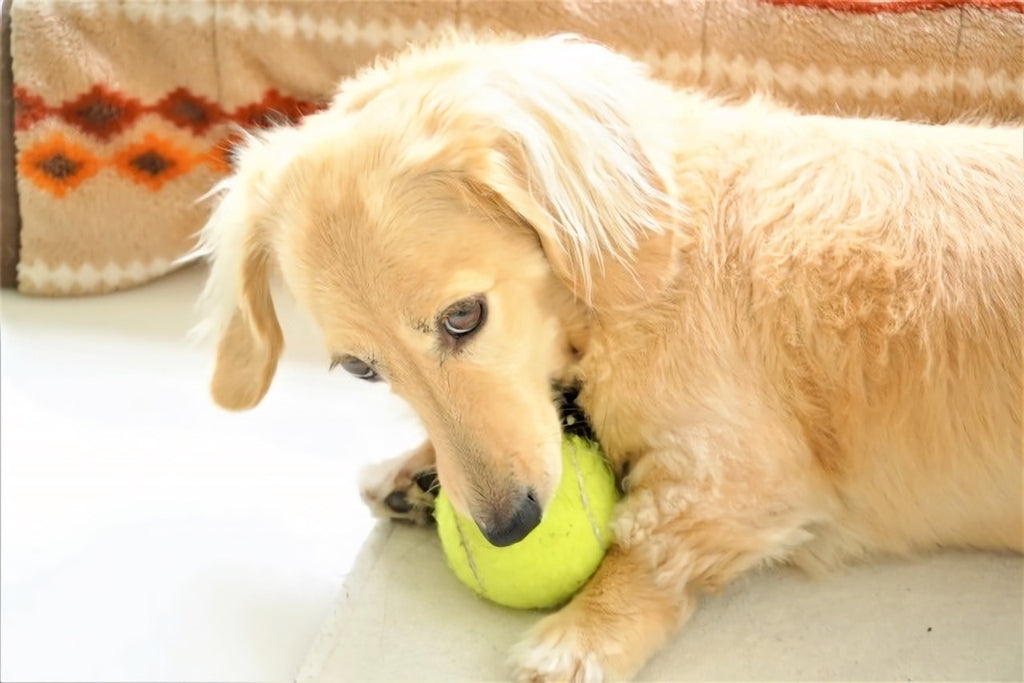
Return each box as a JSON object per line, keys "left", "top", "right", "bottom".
{"left": 459, "top": 36, "right": 685, "bottom": 311}
{"left": 191, "top": 134, "right": 287, "bottom": 411}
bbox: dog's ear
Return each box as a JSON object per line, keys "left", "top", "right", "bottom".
{"left": 191, "top": 132, "right": 289, "bottom": 411}
{"left": 459, "top": 36, "right": 685, "bottom": 312}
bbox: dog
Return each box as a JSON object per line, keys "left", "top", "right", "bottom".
{"left": 194, "top": 33, "right": 1023, "bottom": 682}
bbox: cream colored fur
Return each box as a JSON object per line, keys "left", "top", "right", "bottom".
{"left": 195, "top": 34, "right": 1024, "bottom": 682}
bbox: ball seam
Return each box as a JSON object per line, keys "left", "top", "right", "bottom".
{"left": 569, "top": 436, "right": 606, "bottom": 549}
{"left": 452, "top": 509, "right": 487, "bottom": 595}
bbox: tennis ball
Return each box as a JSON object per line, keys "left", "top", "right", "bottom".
{"left": 435, "top": 434, "right": 619, "bottom": 610}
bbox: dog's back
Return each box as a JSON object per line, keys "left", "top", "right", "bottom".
{"left": 715, "top": 108, "right": 1024, "bottom": 561}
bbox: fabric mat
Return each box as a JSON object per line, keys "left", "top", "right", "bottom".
{"left": 5, "top": 0, "right": 1023, "bottom": 295}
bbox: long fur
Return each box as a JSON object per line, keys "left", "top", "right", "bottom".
{"left": 196, "top": 33, "right": 1023, "bottom": 682}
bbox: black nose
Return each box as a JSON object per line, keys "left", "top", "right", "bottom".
{"left": 479, "top": 491, "right": 542, "bottom": 547}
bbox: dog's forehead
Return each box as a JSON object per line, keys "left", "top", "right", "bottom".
{"left": 295, "top": 254, "right": 497, "bottom": 365}
{"left": 277, "top": 165, "right": 501, "bottom": 336}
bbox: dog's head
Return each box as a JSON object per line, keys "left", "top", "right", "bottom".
{"left": 195, "top": 35, "right": 682, "bottom": 545}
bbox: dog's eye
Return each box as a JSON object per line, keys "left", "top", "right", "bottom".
{"left": 330, "top": 355, "right": 379, "bottom": 381}
{"left": 440, "top": 297, "right": 486, "bottom": 340}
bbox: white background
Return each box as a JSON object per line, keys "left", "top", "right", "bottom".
{"left": 1, "top": 264, "right": 423, "bottom": 682}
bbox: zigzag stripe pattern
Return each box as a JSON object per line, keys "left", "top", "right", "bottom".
{"left": 13, "top": 85, "right": 326, "bottom": 197}
{"left": 27, "top": 1, "right": 1021, "bottom": 104}
{"left": 18, "top": 257, "right": 174, "bottom": 294}
{"left": 30, "top": 0, "right": 455, "bottom": 49}
{"left": 13, "top": 83, "right": 331, "bottom": 198}
{"left": 764, "top": 0, "right": 1024, "bottom": 14}
{"left": 13, "top": 85, "right": 324, "bottom": 138}
{"left": 18, "top": 130, "right": 236, "bottom": 198}
{"left": 637, "top": 49, "right": 703, "bottom": 82}
{"left": 635, "top": 49, "right": 1022, "bottom": 101}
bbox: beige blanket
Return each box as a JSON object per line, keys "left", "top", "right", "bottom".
{"left": 5, "top": 0, "right": 1023, "bottom": 295}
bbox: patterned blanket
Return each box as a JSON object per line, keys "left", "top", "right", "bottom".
{"left": 3, "top": 0, "right": 1022, "bottom": 295}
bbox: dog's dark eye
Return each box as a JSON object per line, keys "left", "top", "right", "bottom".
{"left": 330, "top": 355, "right": 379, "bottom": 381}
{"left": 440, "top": 297, "right": 486, "bottom": 340}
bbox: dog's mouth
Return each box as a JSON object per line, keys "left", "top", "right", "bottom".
{"left": 554, "top": 383, "right": 626, "bottom": 483}
{"left": 554, "top": 383, "right": 596, "bottom": 441}
{"left": 418, "top": 385, "right": 598, "bottom": 530}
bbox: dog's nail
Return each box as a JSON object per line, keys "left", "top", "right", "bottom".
{"left": 385, "top": 491, "right": 413, "bottom": 514}
{"left": 414, "top": 470, "right": 439, "bottom": 493}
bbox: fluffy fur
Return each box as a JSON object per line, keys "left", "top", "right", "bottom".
{"left": 195, "top": 34, "right": 1023, "bottom": 682}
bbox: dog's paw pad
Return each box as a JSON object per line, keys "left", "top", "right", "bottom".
{"left": 359, "top": 457, "right": 437, "bottom": 526}
{"left": 413, "top": 469, "right": 439, "bottom": 494}
{"left": 384, "top": 490, "right": 414, "bottom": 514}
{"left": 511, "top": 617, "right": 605, "bottom": 683}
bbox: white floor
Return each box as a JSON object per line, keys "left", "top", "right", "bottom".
{"left": 1, "top": 264, "right": 424, "bottom": 683}
{"left": 302, "top": 524, "right": 1023, "bottom": 682}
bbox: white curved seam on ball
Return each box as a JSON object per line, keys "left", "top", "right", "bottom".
{"left": 570, "top": 438, "right": 604, "bottom": 548}
{"left": 453, "top": 512, "right": 486, "bottom": 595}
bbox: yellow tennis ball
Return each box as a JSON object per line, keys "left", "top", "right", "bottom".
{"left": 435, "top": 434, "right": 619, "bottom": 610}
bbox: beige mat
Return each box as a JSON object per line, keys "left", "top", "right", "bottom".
{"left": 7, "top": 0, "right": 1023, "bottom": 294}
{"left": 298, "top": 522, "right": 1023, "bottom": 682}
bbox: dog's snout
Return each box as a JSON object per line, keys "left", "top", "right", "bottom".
{"left": 478, "top": 490, "right": 542, "bottom": 547}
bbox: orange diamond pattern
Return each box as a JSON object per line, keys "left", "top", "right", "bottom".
{"left": 13, "top": 84, "right": 329, "bottom": 197}
{"left": 58, "top": 85, "right": 143, "bottom": 142}
{"left": 153, "top": 88, "right": 224, "bottom": 136}
{"left": 206, "top": 132, "right": 245, "bottom": 174}
{"left": 14, "top": 85, "right": 325, "bottom": 136}
{"left": 233, "top": 89, "right": 323, "bottom": 129}
{"left": 18, "top": 133, "right": 102, "bottom": 198}
{"left": 111, "top": 133, "right": 198, "bottom": 191}
{"left": 13, "top": 87, "right": 49, "bottom": 130}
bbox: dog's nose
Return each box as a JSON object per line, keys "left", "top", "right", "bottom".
{"left": 479, "top": 491, "right": 542, "bottom": 547}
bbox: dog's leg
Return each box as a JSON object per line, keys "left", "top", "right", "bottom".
{"left": 359, "top": 440, "right": 438, "bottom": 526}
{"left": 512, "top": 431, "right": 823, "bottom": 682}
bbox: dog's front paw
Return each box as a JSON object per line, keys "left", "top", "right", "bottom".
{"left": 511, "top": 610, "right": 607, "bottom": 683}
{"left": 359, "top": 448, "right": 438, "bottom": 526}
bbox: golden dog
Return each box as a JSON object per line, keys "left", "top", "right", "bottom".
{"left": 195, "top": 34, "right": 1023, "bottom": 682}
